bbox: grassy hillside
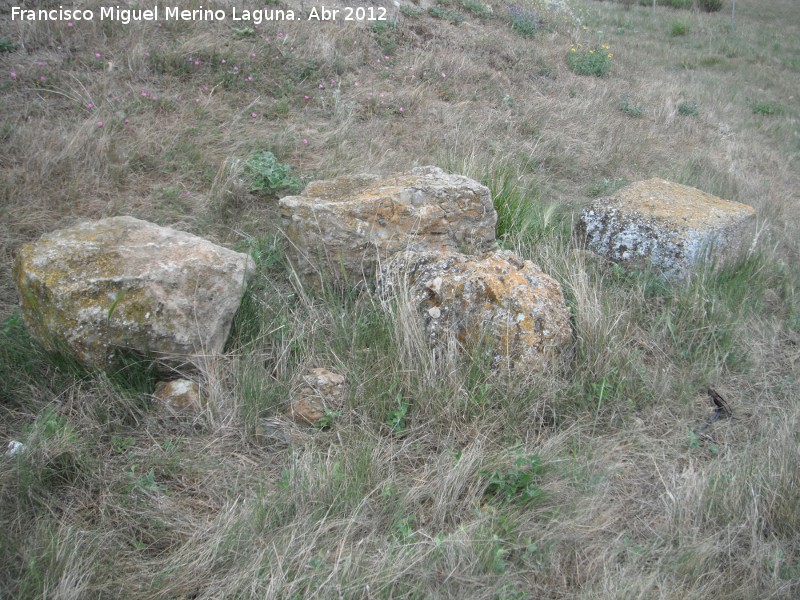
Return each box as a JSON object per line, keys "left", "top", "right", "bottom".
{"left": 1, "top": 1, "right": 799, "bottom": 597}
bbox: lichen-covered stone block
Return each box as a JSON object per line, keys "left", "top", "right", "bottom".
{"left": 378, "top": 249, "right": 572, "bottom": 371}
{"left": 13, "top": 216, "right": 255, "bottom": 369}
{"left": 578, "top": 178, "right": 756, "bottom": 280}
{"left": 279, "top": 166, "right": 497, "bottom": 287}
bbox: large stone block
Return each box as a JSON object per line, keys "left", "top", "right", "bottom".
{"left": 378, "top": 249, "right": 572, "bottom": 371}
{"left": 578, "top": 178, "right": 756, "bottom": 280}
{"left": 13, "top": 216, "right": 255, "bottom": 369}
{"left": 279, "top": 166, "right": 497, "bottom": 287}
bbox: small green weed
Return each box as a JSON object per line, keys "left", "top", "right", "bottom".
{"left": 0, "top": 39, "right": 17, "bottom": 53}
{"left": 244, "top": 151, "right": 303, "bottom": 196}
{"left": 620, "top": 94, "right": 643, "bottom": 117}
{"left": 371, "top": 21, "right": 398, "bottom": 55}
{"left": 399, "top": 5, "right": 423, "bottom": 18}
{"left": 231, "top": 27, "right": 257, "bottom": 38}
{"left": 460, "top": 0, "right": 491, "bottom": 18}
{"left": 392, "top": 514, "right": 417, "bottom": 542}
{"left": 567, "top": 44, "right": 613, "bottom": 77}
{"left": 385, "top": 397, "right": 410, "bottom": 434}
{"left": 678, "top": 101, "right": 699, "bottom": 116}
{"left": 25, "top": 408, "right": 77, "bottom": 445}
{"left": 314, "top": 408, "right": 341, "bottom": 429}
{"left": 428, "top": 6, "right": 465, "bottom": 23}
{"left": 508, "top": 5, "right": 542, "bottom": 38}
{"left": 124, "top": 464, "right": 166, "bottom": 495}
{"left": 750, "top": 100, "right": 782, "bottom": 116}
{"left": 111, "top": 436, "right": 136, "bottom": 454}
{"left": 670, "top": 20, "right": 689, "bottom": 37}
{"left": 482, "top": 452, "right": 546, "bottom": 505}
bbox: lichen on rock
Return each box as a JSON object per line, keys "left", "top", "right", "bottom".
{"left": 578, "top": 178, "right": 756, "bottom": 280}
{"left": 13, "top": 216, "right": 255, "bottom": 370}
{"left": 279, "top": 166, "right": 497, "bottom": 288}
{"left": 378, "top": 249, "right": 572, "bottom": 371}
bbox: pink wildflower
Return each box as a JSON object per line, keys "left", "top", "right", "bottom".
{"left": 96, "top": 120, "right": 104, "bottom": 127}
{"left": 95, "top": 53, "right": 101, "bottom": 59}
{"left": 9, "top": 71, "right": 16, "bottom": 79}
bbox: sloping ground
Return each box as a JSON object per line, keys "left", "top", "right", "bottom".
{"left": 1, "top": 1, "right": 799, "bottom": 598}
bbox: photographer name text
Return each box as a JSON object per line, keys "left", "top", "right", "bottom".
{"left": 10, "top": 5, "right": 388, "bottom": 25}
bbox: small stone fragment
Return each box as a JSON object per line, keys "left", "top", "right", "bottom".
{"left": 154, "top": 379, "right": 203, "bottom": 412}
{"left": 5, "top": 440, "right": 25, "bottom": 458}
{"left": 286, "top": 367, "right": 346, "bottom": 426}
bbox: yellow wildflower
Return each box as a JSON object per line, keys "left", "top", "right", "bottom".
{"left": 601, "top": 44, "right": 610, "bottom": 50}
{"left": 608, "top": 53, "right": 613, "bottom": 58}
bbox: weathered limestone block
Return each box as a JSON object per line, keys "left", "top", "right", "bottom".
{"left": 286, "top": 367, "right": 346, "bottom": 426}
{"left": 578, "top": 178, "right": 756, "bottom": 280}
{"left": 279, "top": 166, "right": 497, "bottom": 286}
{"left": 13, "top": 216, "right": 254, "bottom": 369}
{"left": 379, "top": 249, "right": 572, "bottom": 371}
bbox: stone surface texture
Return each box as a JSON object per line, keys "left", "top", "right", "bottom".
{"left": 578, "top": 178, "right": 756, "bottom": 280}
{"left": 154, "top": 379, "right": 204, "bottom": 412}
{"left": 13, "top": 216, "right": 254, "bottom": 368}
{"left": 279, "top": 166, "right": 497, "bottom": 286}
{"left": 286, "top": 367, "right": 346, "bottom": 426}
{"left": 379, "top": 249, "right": 572, "bottom": 370}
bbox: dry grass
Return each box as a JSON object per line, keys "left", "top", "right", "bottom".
{"left": 1, "top": 0, "right": 799, "bottom": 598}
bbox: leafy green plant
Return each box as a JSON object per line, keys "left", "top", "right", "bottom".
{"left": 678, "top": 101, "right": 699, "bottom": 116}
{"left": 0, "top": 39, "right": 17, "bottom": 53}
{"left": 124, "top": 464, "right": 166, "bottom": 495}
{"left": 460, "top": 0, "right": 491, "bottom": 18}
{"left": 399, "top": 5, "right": 423, "bottom": 17}
{"left": 372, "top": 21, "right": 398, "bottom": 55}
{"left": 670, "top": 20, "right": 689, "bottom": 37}
{"left": 24, "top": 408, "right": 77, "bottom": 444}
{"left": 244, "top": 151, "right": 303, "bottom": 195}
{"left": 315, "top": 408, "right": 341, "bottom": 429}
{"left": 386, "top": 397, "right": 410, "bottom": 433}
{"left": 482, "top": 452, "right": 546, "bottom": 505}
{"left": 392, "top": 514, "right": 417, "bottom": 542}
{"left": 508, "top": 5, "right": 542, "bottom": 38}
{"left": 111, "top": 436, "right": 136, "bottom": 454}
{"left": 620, "top": 94, "right": 643, "bottom": 117}
{"left": 567, "top": 44, "right": 613, "bottom": 77}
{"left": 428, "top": 6, "right": 465, "bottom": 23}
{"left": 750, "top": 100, "right": 782, "bottom": 115}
